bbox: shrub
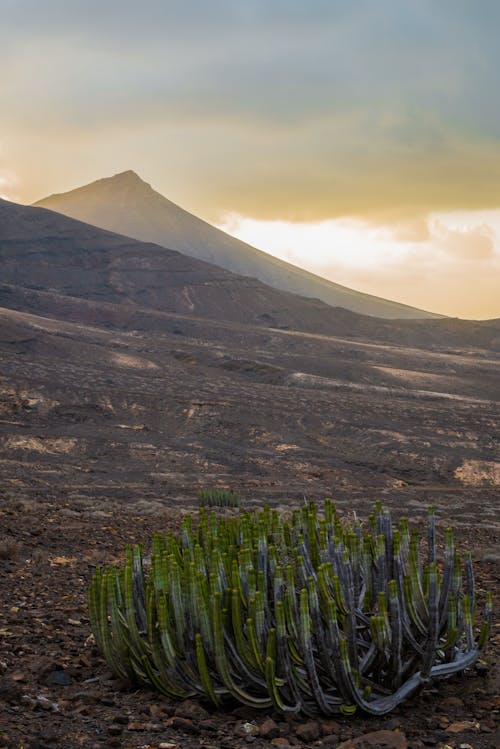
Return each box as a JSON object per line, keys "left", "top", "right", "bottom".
{"left": 88, "top": 500, "right": 491, "bottom": 716}
{"left": 197, "top": 488, "right": 241, "bottom": 508}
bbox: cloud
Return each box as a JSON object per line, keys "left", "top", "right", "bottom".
{"left": 0, "top": 155, "right": 19, "bottom": 201}
{"left": 218, "top": 210, "right": 500, "bottom": 319}
{"left": 2, "top": 1, "right": 500, "bottom": 221}
{"left": 430, "top": 220, "right": 495, "bottom": 260}
{"left": 385, "top": 219, "right": 431, "bottom": 243}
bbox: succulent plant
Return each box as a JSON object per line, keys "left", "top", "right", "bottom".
{"left": 88, "top": 500, "right": 491, "bottom": 716}
{"left": 197, "top": 489, "right": 241, "bottom": 508}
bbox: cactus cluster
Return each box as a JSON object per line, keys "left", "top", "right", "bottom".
{"left": 197, "top": 489, "right": 241, "bottom": 508}
{"left": 88, "top": 500, "right": 491, "bottom": 716}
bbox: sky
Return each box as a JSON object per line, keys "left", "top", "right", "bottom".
{"left": 1, "top": 0, "right": 500, "bottom": 319}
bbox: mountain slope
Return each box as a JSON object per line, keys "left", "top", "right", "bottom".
{"left": 0, "top": 198, "right": 414, "bottom": 335}
{"left": 34, "top": 171, "right": 441, "bottom": 320}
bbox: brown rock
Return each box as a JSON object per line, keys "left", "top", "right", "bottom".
{"left": 235, "top": 721, "right": 260, "bottom": 737}
{"left": 480, "top": 721, "right": 494, "bottom": 733}
{"left": 149, "top": 703, "right": 167, "bottom": 719}
{"left": 322, "top": 736, "right": 341, "bottom": 747}
{"left": 271, "top": 740, "right": 292, "bottom": 748}
{"left": 113, "top": 714, "right": 130, "bottom": 724}
{"left": 107, "top": 725, "right": 123, "bottom": 736}
{"left": 321, "top": 720, "right": 342, "bottom": 736}
{"left": 446, "top": 721, "right": 479, "bottom": 734}
{"left": 437, "top": 717, "right": 450, "bottom": 729}
{"left": 174, "top": 698, "right": 209, "bottom": 720}
{"left": 127, "top": 721, "right": 154, "bottom": 731}
{"left": 337, "top": 730, "right": 407, "bottom": 749}
{"left": 437, "top": 696, "right": 464, "bottom": 710}
{"left": 199, "top": 719, "right": 219, "bottom": 732}
{"left": 260, "top": 718, "right": 280, "bottom": 739}
{"left": 295, "top": 720, "right": 321, "bottom": 742}
{"left": 165, "top": 716, "right": 200, "bottom": 734}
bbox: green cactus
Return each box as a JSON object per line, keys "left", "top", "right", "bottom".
{"left": 88, "top": 502, "right": 492, "bottom": 716}
{"left": 197, "top": 489, "right": 241, "bottom": 508}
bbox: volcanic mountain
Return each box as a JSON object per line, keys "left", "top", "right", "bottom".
{"left": 0, "top": 197, "right": 416, "bottom": 335}
{"left": 35, "top": 170, "right": 440, "bottom": 320}
{"left": 2, "top": 198, "right": 500, "bottom": 351}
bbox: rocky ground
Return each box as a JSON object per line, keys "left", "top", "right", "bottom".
{"left": 0, "top": 492, "right": 498, "bottom": 749}
{"left": 1, "top": 201, "right": 499, "bottom": 748}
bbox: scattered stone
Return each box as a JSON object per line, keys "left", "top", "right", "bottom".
{"left": 99, "top": 695, "right": 117, "bottom": 705}
{"left": 437, "top": 716, "right": 450, "bottom": 729}
{"left": 45, "top": 669, "right": 73, "bottom": 687}
{"left": 127, "top": 720, "right": 149, "bottom": 731}
{"left": 386, "top": 719, "right": 402, "bottom": 731}
{"left": 174, "top": 698, "right": 209, "bottom": 720}
{"left": 107, "top": 725, "right": 123, "bottom": 736}
{"left": 321, "top": 720, "right": 342, "bottom": 736}
{"left": 437, "top": 696, "right": 464, "bottom": 710}
{"left": 295, "top": 720, "right": 321, "bottom": 743}
{"left": 271, "top": 740, "right": 292, "bottom": 748}
{"left": 260, "top": 718, "right": 280, "bottom": 739}
{"left": 480, "top": 696, "right": 500, "bottom": 710}
{"left": 158, "top": 744, "right": 178, "bottom": 749}
{"left": 422, "top": 732, "right": 447, "bottom": 746}
{"left": 236, "top": 721, "right": 259, "bottom": 737}
{"left": 480, "top": 721, "right": 494, "bottom": 733}
{"left": 199, "top": 719, "right": 219, "bottom": 732}
{"left": 35, "top": 695, "right": 59, "bottom": 712}
{"left": 337, "top": 730, "right": 407, "bottom": 749}
{"left": 322, "top": 735, "right": 341, "bottom": 747}
{"left": 459, "top": 744, "right": 474, "bottom": 749}
{"left": 446, "top": 721, "right": 479, "bottom": 734}
{"left": 109, "top": 678, "right": 133, "bottom": 692}
{"left": 474, "top": 662, "right": 490, "bottom": 676}
{"left": 480, "top": 550, "right": 500, "bottom": 564}
{"left": 149, "top": 703, "right": 168, "bottom": 719}
{"left": 112, "top": 714, "right": 130, "bottom": 724}
{"left": 0, "top": 676, "right": 24, "bottom": 704}
{"left": 165, "top": 716, "right": 200, "bottom": 734}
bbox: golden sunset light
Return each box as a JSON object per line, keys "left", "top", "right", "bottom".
{"left": 2, "top": 3, "right": 500, "bottom": 317}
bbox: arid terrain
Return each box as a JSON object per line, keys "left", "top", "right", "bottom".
{"left": 0, "top": 198, "right": 499, "bottom": 748}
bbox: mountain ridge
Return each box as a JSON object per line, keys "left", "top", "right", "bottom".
{"left": 2, "top": 197, "right": 498, "bottom": 352}
{"left": 3, "top": 198, "right": 426, "bottom": 337}
{"left": 34, "top": 171, "right": 443, "bottom": 320}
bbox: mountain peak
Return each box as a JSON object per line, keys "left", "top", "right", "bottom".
{"left": 35, "top": 170, "right": 155, "bottom": 206}
{"left": 104, "top": 170, "right": 152, "bottom": 190}
{"left": 109, "top": 169, "right": 144, "bottom": 183}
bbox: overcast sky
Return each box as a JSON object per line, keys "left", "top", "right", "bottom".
{"left": 1, "top": 1, "right": 499, "bottom": 318}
